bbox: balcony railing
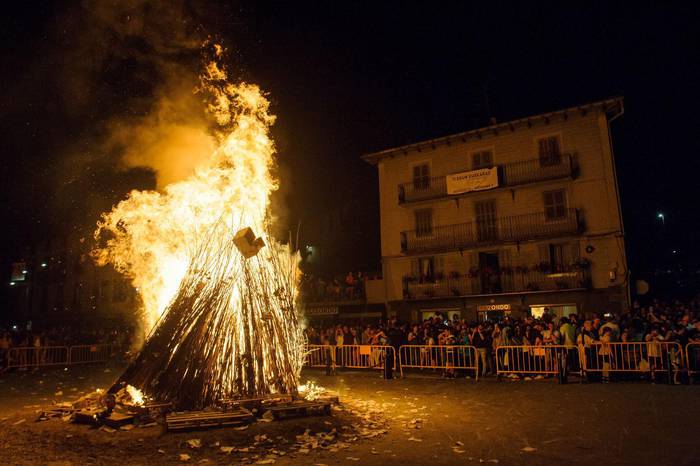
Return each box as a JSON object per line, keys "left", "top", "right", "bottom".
{"left": 398, "top": 153, "right": 574, "bottom": 204}
{"left": 401, "top": 208, "right": 581, "bottom": 254}
{"left": 404, "top": 269, "right": 589, "bottom": 300}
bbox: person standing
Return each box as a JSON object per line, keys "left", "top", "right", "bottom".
{"left": 599, "top": 327, "right": 613, "bottom": 383}
{"left": 471, "top": 325, "right": 492, "bottom": 376}
{"left": 645, "top": 328, "right": 665, "bottom": 383}
{"left": 559, "top": 317, "right": 578, "bottom": 372}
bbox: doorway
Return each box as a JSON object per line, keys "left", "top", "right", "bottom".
{"left": 479, "top": 251, "right": 501, "bottom": 294}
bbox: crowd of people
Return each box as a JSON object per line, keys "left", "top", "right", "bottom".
{"left": 304, "top": 297, "right": 700, "bottom": 382}
{"left": 300, "top": 272, "right": 368, "bottom": 302}
{"left": 0, "top": 324, "right": 134, "bottom": 368}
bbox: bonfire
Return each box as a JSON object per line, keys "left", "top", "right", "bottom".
{"left": 93, "top": 43, "right": 306, "bottom": 410}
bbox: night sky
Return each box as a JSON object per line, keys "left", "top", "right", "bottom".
{"left": 1, "top": 2, "right": 699, "bottom": 301}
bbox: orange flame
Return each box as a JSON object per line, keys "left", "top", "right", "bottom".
{"left": 93, "top": 44, "right": 282, "bottom": 333}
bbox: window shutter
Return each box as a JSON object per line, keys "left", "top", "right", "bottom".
{"left": 570, "top": 241, "right": 580, "bottom": 260}
{"left": 435, "top": 256, "right": 445, "bottom": 273}
{"left": 411, "top": 259, "right": 419, "bottom": 277}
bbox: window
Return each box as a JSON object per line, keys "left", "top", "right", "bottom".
{"left": 475, "top": 200, "right": 497, "bottom": 241}
{"left": 538, "top": 136, "right": 562, "bottom": 167}
{"left": 543, "top": 190, "right": 567, "bottom": 220}
{"left": 414, "top": 208, "right": 433, "bottom": 237}
{"left": 472, "top": 150, "right": 494, "bottom": 169}
{"left": 411, "top": 256, "right": 444, "bottom": 282}
{"left": 412, "top": 163, "right": 431, "bottom": 190}
{"left": 549, "top": 243, "right": 565, "bottom": 270}
{"left": 541, "top": 241, "right": 580, "bottom": 273}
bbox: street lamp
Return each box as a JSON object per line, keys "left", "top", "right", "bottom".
{"left": 657, "top": 212, "right": 665, "bottom": 225}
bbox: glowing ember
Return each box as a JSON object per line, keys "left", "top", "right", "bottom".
{"left": 297, "top": 381, "right": 326, "bottom": 401}
{"left": 126, "top": 385, "right": 145, "bottom": 406}
{"left": 96, "top": 43, "right": 306, "bottom": 409}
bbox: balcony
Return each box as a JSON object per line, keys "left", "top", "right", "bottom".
{"left": 401, "top": 208, "right": 581, "bottom": 254}
{"left": 404, "top": 268, "right": 590, "bottom": 300}
{"left": 398, "top": 153, "right": 575, "bottom": 204}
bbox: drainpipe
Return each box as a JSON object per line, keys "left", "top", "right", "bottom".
{"left": 606, "top": 100, "right": 629, "bottom": 309}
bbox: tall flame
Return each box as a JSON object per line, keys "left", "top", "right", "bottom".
{"left": 94, "top": 44, "right": 280, "bottom": 333}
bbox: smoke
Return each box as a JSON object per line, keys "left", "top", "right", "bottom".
{"left": 54, "top": 0, "right": 217, "bottom": 189}
{"left": 14, "top": 1, "right": 291, "bottom": 240}
{"left": 104, "top": 72, "right": 216, "bottom": 189}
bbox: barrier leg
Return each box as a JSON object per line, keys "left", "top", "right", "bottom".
{"left": 384, "top": 348, "right": 394, "bottom": 380}
{"left": 557, "top": 349, "right": 567, "bottom": 384}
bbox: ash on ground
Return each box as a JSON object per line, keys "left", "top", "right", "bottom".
{"left": 3, "top": 383, "right": 389, "bottom": 466}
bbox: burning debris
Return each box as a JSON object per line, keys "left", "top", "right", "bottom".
{"left": 29, "top": 382, "right": 387, "bottom": 465}
{"left": 38, "top": 385, "right": 166, "bottom": 428}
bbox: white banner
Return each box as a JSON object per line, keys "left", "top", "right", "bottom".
{"left": 446, "top": 167, "right": 498, "bottom": 195}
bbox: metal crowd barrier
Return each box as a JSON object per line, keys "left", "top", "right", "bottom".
{"left": 582, "top": 342, "right": 683, "bottom": 378}
{"left": 5, "top": 346, "right": 70, "bottom": 369}
{"left": 69, "top": 344, "right": 115, "bottom": 365}
{"left": 305, "top": 344, "right": 396, "bottom": 370}
{"left": 686, "top": 343, "right": 700, "bottom": 379}
{"left": 301, "top": 342, "right": 699, "bottom": 384}
{"left": 398, "top": 345, "right": 479, "bottom": 379}
{"left": 496, "top": 345, "right": 578, "bottom": 377}
{"left": 1, "top": 344, "right": 120, "bottom": 371}
{"left": 305, "top": 345, "right": 328, "bottom": 367}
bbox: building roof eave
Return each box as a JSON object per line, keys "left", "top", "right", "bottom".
{"left": 361, "top": 96, "right": 624, "bottom": 165}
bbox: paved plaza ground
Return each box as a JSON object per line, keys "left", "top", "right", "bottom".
{"left": 0, "top": 364, "right": 698, "bottom": 465}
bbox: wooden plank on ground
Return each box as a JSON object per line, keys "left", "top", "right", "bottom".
{"left": 165, "top": 408, "right": 254, "bottom": 431}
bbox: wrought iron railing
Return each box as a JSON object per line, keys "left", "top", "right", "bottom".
{"left": 398, "top": 153, "right": 574, "bottom": 204}
{"left": 404, "top": 269, "right": 589, "bottom": 300}
{"left": 401, "top": 208, "right": 580, "bottom": 254}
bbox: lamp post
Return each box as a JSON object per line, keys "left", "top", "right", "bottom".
{"left": 657, "top": 212, "right": 665, "bottom": 226}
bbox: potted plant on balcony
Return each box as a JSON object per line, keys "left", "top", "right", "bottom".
{"left": 434, "top": 271, "right": 445, "bottom": 281}
{"left": 448, "top": 270, "right": 461, "bottom": 280}
{"left": 499, "top": 265, "right": 514, "bottom": 275}
{"left": 534, "top": 261, "right": 552, "bottom": 274}
{"left": 402, "top": 274, "right": 417, "bottom": 285}
{"left": 571, "top": 257, "right": 591, "bottom": 270}
{"left": 468, "top": 266, "right": 480, "bottom": 278}
{"left": 514, "top": 265, "right": 529, "bottom": 274}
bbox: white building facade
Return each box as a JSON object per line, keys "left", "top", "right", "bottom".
{"left": 363, "top": 98, "right": 628, "bottom": 322}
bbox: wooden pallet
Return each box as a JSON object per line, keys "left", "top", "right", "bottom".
{"left": 219, "top": 394, "right": 293, "bottom": 413}
{"left": 268, "top": 399, "right": 332, "bottom": 420}
{"left": 165, "top": 408, "right": 254, "bottom": 431}
{"left": 125, "top": 402, "right": 172, "bottom": 418}
{"left": 38, "top": 405, "right": 74, "bottom": 421}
